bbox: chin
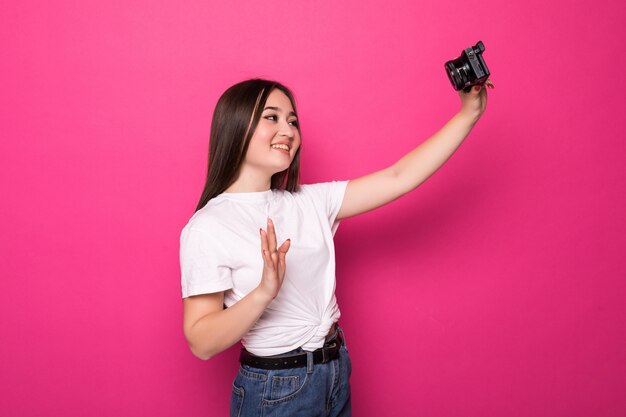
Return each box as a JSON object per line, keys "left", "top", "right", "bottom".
{"left": 265, "top": 164, "right": 291, "bottom": 175}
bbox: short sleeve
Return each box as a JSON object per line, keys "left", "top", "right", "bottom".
{"left": 179, "top": 226, "right": 233, "bottom": 298}
{"left": 301, "top": 180, "right": 349, "bottom": 236}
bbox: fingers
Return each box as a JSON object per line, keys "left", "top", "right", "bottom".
{"left": 260, "top": 227, "right": 268, "bottom": 256}
{"left": 277, "top": 238, "right": 291, "bottom": 275}
{"left": 259, "top": 218, "right": 277, "bottom": 257}
{"left": 461, "top": 79, "right": 494, "bottom": 96}
{"left": 278, "top": 238, "right": 291, "bottom": 254}
{"left": 473, "top": 79, "right": 495, "bottom": 93}
{"left": 259, "top": 229, "right": 272, "bottom": 269}
{"left": 260, "top": 218, "right": 290, "bottom": 265}
{"left": 267, "top": 218, "right": 277, "bottom": 254}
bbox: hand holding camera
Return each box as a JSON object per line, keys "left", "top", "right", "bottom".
{"left": 445, "top": 40, "right": 494, "bottom": 119}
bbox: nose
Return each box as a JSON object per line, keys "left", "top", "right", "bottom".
{"left": 278, "top": 119, "right": 295, "bottom": 138}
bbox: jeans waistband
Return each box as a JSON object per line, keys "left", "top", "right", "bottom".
{"left": 239, "top": 325, "right": 344, "bottom": 370}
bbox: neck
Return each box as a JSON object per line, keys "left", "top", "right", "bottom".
{"left": 224, "top": 165, "right": 272, "bottom": 193}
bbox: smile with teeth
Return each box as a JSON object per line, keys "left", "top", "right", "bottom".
{"left": 271, "top": 144, "right": 290, "bottom": 153}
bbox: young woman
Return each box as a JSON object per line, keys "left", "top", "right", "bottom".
{"left": 180, "top": 77, "right": 492, "bottom": 416}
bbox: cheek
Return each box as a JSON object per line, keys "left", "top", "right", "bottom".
{"left": 248, "top": 132, "right": 273, "bottom": 153}
{"left": 247, "top": 142, "right": 270, "bottom": 161}
{"left": 250, "top": 135, "right": 267, "bottom": 146}
{"left": 243, "top": 137, "right": 270, "bottom": 161}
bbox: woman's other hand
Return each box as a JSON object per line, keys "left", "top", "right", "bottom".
{"left": 257, "top": 217, "right": 291, "bottom": 300}
{"left": 459, "top": 79, "right": 494, "bottom": 121}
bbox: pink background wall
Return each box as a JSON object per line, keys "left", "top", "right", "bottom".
{"left": 1, "top": 0, "right": 625, "bottom": 416}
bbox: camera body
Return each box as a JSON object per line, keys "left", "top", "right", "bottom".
{"left": 445, "top": 41, "right": 490, "bottom": 92}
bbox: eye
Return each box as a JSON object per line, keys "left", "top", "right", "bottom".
{"left": 264, "top": 114, "right": 299, "bottom": 128}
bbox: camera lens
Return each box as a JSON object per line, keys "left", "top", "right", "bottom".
{"left": 445, "top": 62, "right": 462, "bottom": 90}
{"left": 445, "top": 55, "right": 475, "bottom": 91}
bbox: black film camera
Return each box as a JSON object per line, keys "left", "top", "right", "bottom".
{"left": 445, "top": 41, "right": 490, "bottom": 92}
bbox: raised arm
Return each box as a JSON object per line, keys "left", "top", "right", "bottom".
{"left": 337, "top": 82, "right": 492, "bottom": 221}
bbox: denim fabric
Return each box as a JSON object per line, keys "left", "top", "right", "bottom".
{"left": 230, "top": 327, "right": 352, "bottom": 417}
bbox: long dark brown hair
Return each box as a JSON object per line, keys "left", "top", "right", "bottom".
{"left": 195, "top": 79, "right": 302, "bottom": 212}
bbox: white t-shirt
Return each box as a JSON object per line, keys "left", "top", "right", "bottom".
{"left": 179, "top": 180, "right": 349, "bottom": 356}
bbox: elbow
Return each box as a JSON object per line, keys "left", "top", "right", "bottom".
{"left": 186, "top": 333, "right": 223, "bottom": 360}
{"left": 189, "top": 343, "right": 214, "bottom": 361}
{"left": 196, "top": 350, "right": 212, "bottom": 361}
{"left": 184, "top": 325, "right": 213, "bottom": 361}
{"left": 389, "top": 165, "right": 413, "bottom": 196}
{"left": 183, "top": 319, "right": 230, "bottom": 361}
{"left": 184, "top": 331, "right": 213, "bottom": 361}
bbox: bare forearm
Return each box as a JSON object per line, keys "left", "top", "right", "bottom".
{"left": 187, "top": 288, "right": 272, "bottom": 360}
{"left": 391, "top": 111, "right": 479, "bottom": 192}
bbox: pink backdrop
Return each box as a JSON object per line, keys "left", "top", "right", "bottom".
{"left": 1, "top": 0, "right": 625, "bottom": 416}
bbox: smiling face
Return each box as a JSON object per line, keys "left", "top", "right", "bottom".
{"left": 243, "top": 88, "right": 301, "bottom": 176}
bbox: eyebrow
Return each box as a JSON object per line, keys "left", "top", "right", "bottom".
{"left": 263, "top": 106, "right": 297, "bottom": 117}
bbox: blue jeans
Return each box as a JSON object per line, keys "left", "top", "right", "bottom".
{"left": 230, "top": 327, "right": 352, "bottom": 417}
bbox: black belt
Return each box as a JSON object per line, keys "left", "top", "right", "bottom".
{"left": 239, "top": 326, "right": 343, "bottom": 370}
